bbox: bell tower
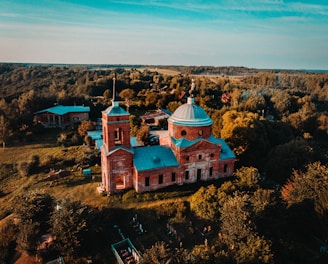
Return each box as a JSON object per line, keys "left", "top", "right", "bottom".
{"left": 102, "top": 75, "right": 130, "bottom": 151}
{"left": 101, "top": 75, "right": 133, "bottom": 194}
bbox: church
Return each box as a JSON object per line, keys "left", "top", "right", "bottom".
{"left": 100, "top": 79, "right": 236, "bottom": 194}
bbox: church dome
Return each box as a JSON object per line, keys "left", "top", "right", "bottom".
{"left": 168, "top": 97, "right": 213, "bottom": 127}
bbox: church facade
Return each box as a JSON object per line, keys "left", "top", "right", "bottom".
{"left": 101, "top": 83, "right": 235, "bottom": 194}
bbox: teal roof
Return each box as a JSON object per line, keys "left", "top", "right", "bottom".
{"left": 171, "top": 134, "right": 235, "bottom": 160}
{"left": 95, "top": 139, "right": 103, "bottom": 153}
{"left": 172, "top": 137, "right": 201, "bottom": 148}
{"left": 217, "top": 138, "right": 236, "bottom": 160}
{"left": 133, "top": 145, "right": 179, "bottom": 171}
{"left": 102, "top": 101, "right": 129, "bottom": 116}
{"left": 87, "top": 130, "right": 102, "bottom": 140}
{"left": 172, "top": 134, "right": 221, "bottom": 148}
{"left": 35, "top": 105, "right": 90, "bottom": 115}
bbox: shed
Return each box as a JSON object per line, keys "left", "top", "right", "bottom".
{"left": 83, "top": 168, "right": 92, "bottom": 175}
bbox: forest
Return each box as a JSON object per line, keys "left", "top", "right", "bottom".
{"left": 0, "top": 63, "right": 328, "bottom": 263}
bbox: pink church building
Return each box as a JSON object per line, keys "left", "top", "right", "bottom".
{"left": 101, "top": 80, "right": 235, "bottom": 194}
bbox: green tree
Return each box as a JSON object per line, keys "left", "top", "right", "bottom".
{"left": 0, "top": 223, "right": 17, "bottom": 263}
{"left": 190, "top": 185, "right": 220, "bottom": 220}
{"left": 14, "top": 191, "right": 55, "bottom": 254}
{"left": 49, "top": 199, "right": 89, "bottom": 256}
{"left": 264, "top": 138, "right": 312, "bottom": 183}
{"left": 16, "top": 219, "right": 40, "bottom": 254}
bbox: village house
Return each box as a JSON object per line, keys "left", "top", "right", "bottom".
{"left": 34, "top": 105, "right": 90, "bottom": 128}
{"left": 100, "top": 79, "right": 236, "bottom": 194}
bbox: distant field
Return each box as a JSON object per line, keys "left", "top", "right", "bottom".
{"left": 140, "top": 67, "right": 181, "bottom": 76}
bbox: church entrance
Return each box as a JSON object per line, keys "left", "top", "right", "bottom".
{"left": 197, "top": 169, "right": 202, "bottom": 181}
{"left": 115, "top": 175, "right": 125, "bottom": 190}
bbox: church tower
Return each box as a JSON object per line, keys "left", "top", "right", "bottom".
{"left": 101, "top": 75, "right": 133, "bottom": 194}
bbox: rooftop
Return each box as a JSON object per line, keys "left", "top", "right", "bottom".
{"left": 102, "top": 101, "right": 129, "bottom": 116}
{"left": 133, "top": 145, "right": 179, "bottom": 171}
{"left": 35, "top": 105, "right": 90, "bottom": 115}
{"left": 168, "top": 97, "right": 213, "bottom": 127}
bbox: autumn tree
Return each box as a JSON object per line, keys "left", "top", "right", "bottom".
{"left": 119, "top": 88, "right": 135, "bottom": 112}
{"left": 140, "top": 241, "right": 172, "bottom": 264}
{"left": 137, "top": 125, "right": 150, "bottom": 145}
{"left": 78, "top": 120, "right": 96, "bottom": 137}
{"left": 167, "top": 101, "right": 182, "bottom": 113}
{"left": 234, "top": 166, "right": 260, "bottom": 191}
{"left": 281, "top": 162, "right": 328, "bottom": 215}
{"left": 270, "top": 90, "right": 295, "bottom": 118}
{"left": 220, "top": 110, "right": 269, "bottom": 159}
{"left": 145, "top": 91, "right": 158, "bottom": 108}
{"left": 190, "top": 185, "right": 220, "bottom": 220}
{"left": 219, "top": 193, "right": 273, "bottom": 264}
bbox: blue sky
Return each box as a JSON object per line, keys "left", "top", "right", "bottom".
{"left": 0, "top": 0, "right": 327, "bottom": 69}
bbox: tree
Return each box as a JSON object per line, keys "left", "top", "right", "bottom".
{"left": 137, "top": 125, "right": 150, "bottom": 145}
{"left": 14, "top": 191, "right": 55, "bottom": 254}
{"left": 16, "top": 219, "right": 40, "bottom": 254}
{"left": 0, "top": 223, "right": 17, "bottom": 263}
{"left": 145, "top": 91, "right": 158, "bottom": 108}
{"left": 281, "top": 162, "right": 328, "bottom": 215}
{"left": 78, "top": 120, "right": 96, "bottom": 137}
{"left": 234, "top": 167, "right": 259, "bottom": 191}
{"left": 140, "top": 241, "right": 172, "bottom": 264}
{"left": 119, "top": 88, "right": 135, "bottom": 112}
{"left": 167, "top": 101, "right": 182, "bottom": 113}
{"left": 264, "top": 138, "right": 312, "bottom": 183}
{"left": 270, "top": 91, "right": 294, "bottom": 118}
{"left": 219, "top": 193, "right": 274, "bottom": 263}
{"left": 190, "top": 185, "right": 220, "bottom": 220}
{"left": 49, "top": 199, "right": 89, "bottom": 256}
{"left": 220, "top": 193, "right": 252, "bottom": 245}
{"left": 220, "top": 110, "right": 269, "bottom": 158}
{"left": 241, "top": 94, "right": 266, "bottom": 113}
{"left": 0, "top": 114, "right": 9, "bottom": 149}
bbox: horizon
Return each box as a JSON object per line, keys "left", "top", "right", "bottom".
{"left": 1, "top": 1, "right": 328, "bottom": 70}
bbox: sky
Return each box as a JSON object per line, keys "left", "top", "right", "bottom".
{"left": 0, "top": 0, "right": 328, "bottom": 69}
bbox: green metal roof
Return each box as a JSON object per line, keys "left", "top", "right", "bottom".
{"left": 171, "top": 134, "right": 235, "bottom": 160}
{"left": 102, "top": 101, "right": 129, "bottom": 116}
{"left": 217, "top": 138, "right": 236, "bottom": 160}
{"left": 35, "top": 105, "right": 90, "bottom": 115}
{"left": 133, "top": 145, "right": 179, "bottom": 171}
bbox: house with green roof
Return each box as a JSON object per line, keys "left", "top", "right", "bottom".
{"left": 35, "top": 105, "right": 90, "bottom": 128}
